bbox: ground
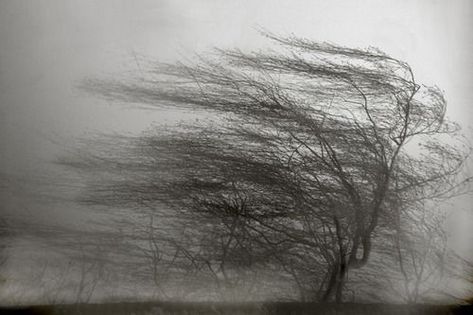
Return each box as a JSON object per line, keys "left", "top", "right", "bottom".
{"left": 0, "top": 302, "right": 471, "bottom": 315}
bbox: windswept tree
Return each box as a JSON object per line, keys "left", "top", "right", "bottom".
{"left": 65, "top": 33, "right": 471, "bottom": 302}
{"left": 351, "top": 202, "right": 452, "bottom": 303}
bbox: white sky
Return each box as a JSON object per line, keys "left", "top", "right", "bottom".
{"left": 1, "top": 0, "right": 472, "bottom": 169}
{"left": 0, "top": 0, "right": 472, "bottom": 291}
{"left": 1, "top": 0, "right": 472, "bottom": 168}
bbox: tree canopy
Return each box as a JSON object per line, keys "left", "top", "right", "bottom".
{"left": 65, "top": 33, "right": 471, "bottom": 302}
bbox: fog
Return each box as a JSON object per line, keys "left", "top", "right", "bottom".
{"left": 0, "top": 0, "right": 472, "bottom": 305}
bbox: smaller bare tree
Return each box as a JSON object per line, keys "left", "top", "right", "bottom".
{"left": 392, "top": 206, "right": 448, "bottom": 303}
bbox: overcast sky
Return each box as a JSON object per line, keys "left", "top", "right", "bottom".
{"left": 1, "top": 0, "right": 472, "bottom": 298}
{"left": 1, "top": 0, "right": 472, "bottom": 171}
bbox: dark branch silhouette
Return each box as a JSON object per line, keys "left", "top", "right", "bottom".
{"left": 62, "top": 33, "right": 472, "bottom": 302}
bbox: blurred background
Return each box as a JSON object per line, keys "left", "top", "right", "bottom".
{"left": 0, "top": 0, "right": 472, "bottom": 304}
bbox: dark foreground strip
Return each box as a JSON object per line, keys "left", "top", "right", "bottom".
{"left": 0, "top": 302, "right": 471, "bottom": 315}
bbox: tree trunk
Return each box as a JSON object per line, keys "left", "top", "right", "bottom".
{"left": 321, "top": 261, "right": 347, "bottom": 303}
{"left": 321, "top": 267, "right": 337, "bottom": 302}
{"left": 335, "top": 262, "right": 347, "bottom": 303}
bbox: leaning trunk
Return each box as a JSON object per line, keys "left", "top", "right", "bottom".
{"left": 321, "top": 261, "right": 347, "bottom": 303}
{"left": 321, "top": 267, "right": 338, "bottom": 302}
{"left": 335, "top": 262, "right": 347, "bottom": 303}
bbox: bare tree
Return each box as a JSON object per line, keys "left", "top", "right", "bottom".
{"left": 356, "top": 204, "right": 450, "bottom": 304}
{"left": 65, "top": 33, "right": 471, "bottom": 302}
{"left": 392, "top": 204, "right": 448, "bottom": 303}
